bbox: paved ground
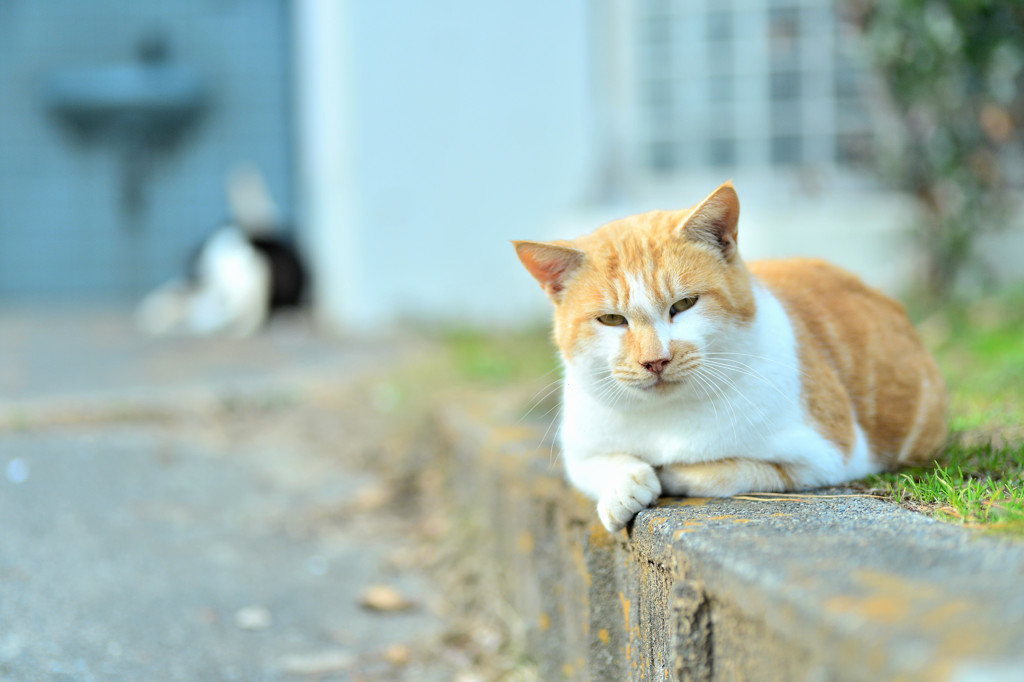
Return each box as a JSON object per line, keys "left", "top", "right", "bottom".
{"left": 0, "top": 307, "right": 462, "bottom": 681}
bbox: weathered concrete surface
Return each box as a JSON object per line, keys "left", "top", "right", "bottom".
{"left": 0, "top": 308, "right": 457, "bottom": 681}
{"left": 0, "top": 424, "right": 445, "bottom": 682}
{"left": 633, "top": 496, "right": 1024, "bottom": 681}
{"left": 439, "top": 401, "right": 1024, "bottom": 682}
{"left": 0, "top": 307, "right": 414, "bottom": 427}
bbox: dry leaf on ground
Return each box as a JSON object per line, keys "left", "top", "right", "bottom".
{"left": 359, "top": 584, "right": 416, "bottom": 612}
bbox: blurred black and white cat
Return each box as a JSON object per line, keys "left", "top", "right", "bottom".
{"left": 136, "top": 165, "right": 307, "bottom": 337}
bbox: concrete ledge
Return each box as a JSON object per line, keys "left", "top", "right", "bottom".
{"left": 438, "top": 402, "right": 1024, "bottom": 682}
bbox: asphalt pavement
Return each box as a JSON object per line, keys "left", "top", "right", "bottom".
{"left": 0, "top": 307, "right": 459, "bottom": 682}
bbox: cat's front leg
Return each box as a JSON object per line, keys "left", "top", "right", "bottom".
{"left": 657, "top": 458, "right": 799, "bottom": 497}
{"left": 565, "top": 453, "right": 661, "bottom": 532}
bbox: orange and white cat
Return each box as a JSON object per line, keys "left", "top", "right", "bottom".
{"left": 514, "top": 182, "right": 947, "bottom": 532}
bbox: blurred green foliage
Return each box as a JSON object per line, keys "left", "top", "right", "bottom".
{"left": 852, "top": 0, "right": 1024, "bottom": 296}
{"left": 916, "top": 286, "right": 1024, "bottom": 430}
{"left": 442, "top": 327, "right": 558, "bottom": 385}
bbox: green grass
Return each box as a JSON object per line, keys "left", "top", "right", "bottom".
{"left": 863, "top": 288, "right": 1024, "bottom": 533}
{"left": 865, "top": 441, "right": 1024, "bottom": 533}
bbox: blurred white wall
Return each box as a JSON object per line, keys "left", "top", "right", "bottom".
{"left": 294, "top": 0, "right": 593, "bottom": 330}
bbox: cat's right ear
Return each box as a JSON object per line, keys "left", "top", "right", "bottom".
{"left": 512, "top": 240, "right": 585, "bottom": 300}
{"left": 678, "top": 181, "right": 740, "bottom": 261}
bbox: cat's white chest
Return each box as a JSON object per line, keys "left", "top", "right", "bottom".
{"left": 559, "top": 285, "right": 807, "bottom": 467}
{"left": 561, "top": 374, "right": 786, "bottom": 466}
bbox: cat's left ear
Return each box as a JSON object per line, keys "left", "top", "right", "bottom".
{"left": 678, "top": 181, "right": 740, "bottom": 261}
{"left": 513, "top": 240, "right": 585, "bottom": 301}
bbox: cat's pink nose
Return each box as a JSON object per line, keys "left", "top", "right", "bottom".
{"left": 642, "top": 358, "right": 671, "bottom": 374}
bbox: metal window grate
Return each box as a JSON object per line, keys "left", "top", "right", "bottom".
{"left": 635, "top": 0, "right": 875, "bottom": 173}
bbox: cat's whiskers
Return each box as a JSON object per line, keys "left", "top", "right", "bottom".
{"left": 598, "top": 366, "right": 639, "bottom": 395}
{"left": 531, "top": 362, "right": 564, "bottom": 382}
{"left": 699, "top": 355, "right": 796, "bottom": 444}
{"left": 588, "top": 371, "right": 621, "bottom": 404}
{"left": 595, "top": 373, "right": 633, "bottom": 410}
{"left": 701, "top": 372, "right": 764, "bottom": 447}
{"left": 700, "top": 358, "right": 790, "bottom": 403}
{"left": 538, "top": 402, "right": 564, "bottom": 469}
{"left": 519, "top": 377, "right": 565, "bottom": 423}
{"left": 664, "top": 359, "right": 700, "bottom": 385}
{"left": 697, "top": 363, "right": 775, "bottom": 446}
{"left": 534, "top": 397, "right": 564, "bottom": 424}
{"left": 692, "top": 366, "right": 742, "bottom": 445}
{"left": 688, "top": 369, "right": 722, "bottom": 427}
{"left": 703, "top": 351, "right": 808, "bottom": 378}
{"left": 524, "top": 366, "right": 574, "bottom": 465}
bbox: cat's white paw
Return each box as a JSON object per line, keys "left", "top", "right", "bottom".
{"left": 597, "top": 462, "right": 661, "bottom": 532}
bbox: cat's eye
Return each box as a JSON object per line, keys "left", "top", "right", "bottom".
{"left": 596, "top": 313, "right": 627, "bottom": 326}
{"left": 670, "top": 297, "right": 698, "bottom": 316}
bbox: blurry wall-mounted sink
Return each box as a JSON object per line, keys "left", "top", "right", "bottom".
{"left": 44, "top": 61, "right": 206, "bottom": 146}
{"left": 42, "top": 34, "right": 208, "bottom": 221}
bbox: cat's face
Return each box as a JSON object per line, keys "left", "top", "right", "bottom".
{"left": 515, "top": 183, "right": 755, "bottom": 403}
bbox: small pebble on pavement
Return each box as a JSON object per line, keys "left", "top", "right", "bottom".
{"left": 233, "top": 605, "right": 273, "bottom": 631}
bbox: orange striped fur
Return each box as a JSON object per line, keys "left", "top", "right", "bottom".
{"left": 749, "top": 258, "right": 948, "bottom": 467}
